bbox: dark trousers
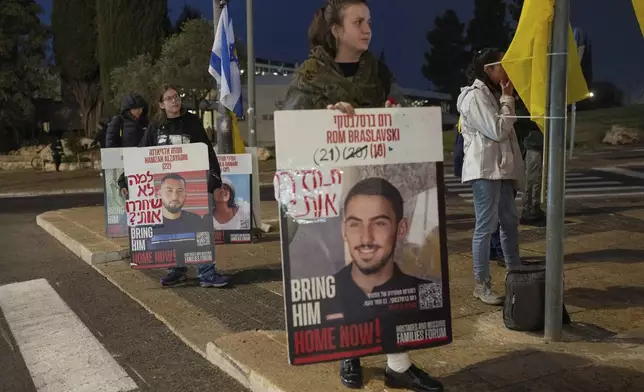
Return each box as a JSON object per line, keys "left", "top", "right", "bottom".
{"left": 53, "top": 154, "right": 62, "bottom": 171}
{"left": 521, "top": 149, "right": 543, "bottom": 219}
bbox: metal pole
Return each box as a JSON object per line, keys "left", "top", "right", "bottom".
{"left": 541, "top": 124, "right": 549, "bottom": 204}
{"left": 246, "top": 0, "right": 257, "bottom": 147}
{"left": 544, "top": 0, "right": 569, "bottom": 342}
{"left": 213, "top": 0, "right": 233, "bottom": 154}
{"left": 569, "top": 103, "right": 576, "bottom": 159}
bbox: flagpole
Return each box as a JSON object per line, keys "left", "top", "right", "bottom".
{"left": 544, "top": 0, "right": 569, "bottom": 342}
{"left": 213, "top": 0, "right": 234, "bottom": 154}
{"left": 246, "top": 0, "right": 257, "bottom": 147}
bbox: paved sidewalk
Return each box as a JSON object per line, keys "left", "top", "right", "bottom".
{"left": 36, "top": 197, "right": 644, "bottom": 392}
{"left": 0, "top": 169, "right": 104, "bottom": 199}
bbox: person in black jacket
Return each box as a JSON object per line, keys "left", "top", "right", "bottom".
{"left": 139, "top": 85, "right": 229, "bottom": 289}
{"left": 50, "top": 136, "right": 63, "bottom": 172}
{"left": 106, "top": 93, "right": 149, "bottom": 148}
{"left": 515, "top": 99, "right": 545, "bottom": 224}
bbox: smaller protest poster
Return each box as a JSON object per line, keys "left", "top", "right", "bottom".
{"left": 214, "top": 154, "right": 253, "bottom": 244}
{"left": 274, "top": 107, "right": 451, "bottom": 366}
{"left": 100, "top": 148, "right": 130, "bottom": 238}
{"left": 123, "top": 143, "right": 215, "bottom": 269}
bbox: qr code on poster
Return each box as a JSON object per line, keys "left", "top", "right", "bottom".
{"left": 196, "top": 232, "right": 211, "bottom": 246}
{"left": 419, "top": 282, "right": 443, "bottom": 310}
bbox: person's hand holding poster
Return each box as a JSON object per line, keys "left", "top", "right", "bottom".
{"left": 123, "top": 143, "right": 215, "bottom": 269}
{"left": 274, "top": 107, "right": 451, "bottom": 366}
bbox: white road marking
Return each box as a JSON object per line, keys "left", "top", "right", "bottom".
{"left": 0, "top": 279, "right": 138, "bottom": 392}
{"left": 594, "top": 167, "right": 644, "bottom": 180}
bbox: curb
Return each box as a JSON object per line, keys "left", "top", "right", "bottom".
{"left": 36, "top": 212, "right": 287, "bottom": 392}
{"left": 36, "top": 213, "right": 128, "bottom": 265}
{"left": 0, "top": 188, "right": 103, "bottom": 199}
{"left": 206, "top": 342, "right": 285, "bottom": 392}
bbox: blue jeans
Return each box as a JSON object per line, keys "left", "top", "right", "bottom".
{"left": 490, "top": 226, "right": 503, "bottom": 258}
{"left": 471, "top": 179, "right": 521, "bottom": 281}
{"left": 170, "top": 264, "right": 215, "bottom": 280}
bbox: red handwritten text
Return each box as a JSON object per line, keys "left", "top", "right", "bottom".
{"left": 274, "top": 168, "right": 343, "bottom": 219}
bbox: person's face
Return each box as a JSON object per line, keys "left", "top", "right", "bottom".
{"left": 160, "top": 178, "right": 186, "bottom": 214}
{"left": 129, "top": 108, "right": 143, "bottom": 119}
{"left": 332, "top": 3, "right": 372, "bottom": 56}
{"left": 342, "top": 195, "right": 407, "bottom": 275}
{"left": 159, "top": 89, "right": 182, "bottom": 117}
{"left": 213, "top": 185, "right": 231, "bottom": 205}
{"left": 484, "top": 53, "right": 508, "bottom": 84}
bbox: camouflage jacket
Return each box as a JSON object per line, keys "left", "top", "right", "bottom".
{"left": 281, "top": 46, "right": 406, "bottom": 110}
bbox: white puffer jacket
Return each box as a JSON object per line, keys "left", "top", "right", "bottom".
{"left": 456, "top": 79, "right": 526, "bottom": 192}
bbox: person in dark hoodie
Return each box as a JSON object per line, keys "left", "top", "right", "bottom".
{"left": 106, "top": 93, "right": 149, "bottom": 148}
{"left": 138, "top": 85, "right": 230, "bottom": 289}
{"left": 107, "top": 94, "right": 149, "bottom": 198}
{"left": 514, "top": 99, "right": 545, "bottom": 224}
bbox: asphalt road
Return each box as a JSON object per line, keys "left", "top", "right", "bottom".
{"left": 0, "top": 194, "right": 247, "bottom": 392}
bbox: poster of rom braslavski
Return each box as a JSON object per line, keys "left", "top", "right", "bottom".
{"left": 274, "top": 107, "right": 452, "bottom": 365}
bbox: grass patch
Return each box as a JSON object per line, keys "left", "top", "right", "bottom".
{"left": 443, "top": 129, "right": 457, "bottom": 154}
{"left": 441, "top": 105, "right": 644, "bottom": 154}
{"left": 572, "top": 104, "right": 644, "bottom": 150}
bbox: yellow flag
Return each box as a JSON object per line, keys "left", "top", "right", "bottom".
{"left": 634, "top": 0, "right": 644, "bottom": 36}
{"left": 229, "top": 112, "right": 246, "bottom": 154}
{"left": 502, "top": 0, "right": 589, "bottom": 132}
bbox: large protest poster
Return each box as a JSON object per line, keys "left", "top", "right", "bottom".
{"left": 214, "top": 154, "right": 253, "bottom": 244}
{"left": 123, "top": 143, "right": 215, "bottom": 269}
{"left": 101, "top": 148, "right": 129, "bottom": 238}
{"left": 274, "top": 107, "right": 451, "bottom": 365}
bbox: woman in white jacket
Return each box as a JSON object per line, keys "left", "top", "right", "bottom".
{"left": 456, "top": 48, "right": 525, "bottom": 306}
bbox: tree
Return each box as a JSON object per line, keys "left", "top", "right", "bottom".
{"left": 111, "top": 19, "right": 246, "bottom": 119}
{"left": 421, "top": 10, "right": 468, "bottom": 108}
{"left": 0, "top": 0, "right": 51, "bottom": 151}
{"left": 173, "top": 4, "right": 203, "bottom": 33}
{"left": 155, "top": 19, "right": 214, "bottom": 113}
{"left": 51, "top": 0, "right": 101, "bottom": 136}
{"left": 467, "top": 0, "right": 511, "bottom": 54}
{"left": 590, "top": 81, "right": 623, "bottom": 109}
{"left": 97, "top": 0, "right": 168, "bottom": 113}
{"left": 110, "top": 54, "right": 159, "bottom": 118}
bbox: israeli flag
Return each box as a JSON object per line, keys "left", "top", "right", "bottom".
{"left": 208, "top": 5, "right": 244, "bottom": 118}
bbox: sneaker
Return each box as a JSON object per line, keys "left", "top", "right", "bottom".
{"left": 339, "top": 358, "right": 363, "bottom": 389}
{"left": 199, "top": 273, "right": 231, "bottom": 288}
{"left": 473, "top": 279, "right": 504, "bottom": 306}
{"left": 385, "top": 364, "right": 443, "bottom": 392}
{"left": 160, "top": 269, "right": 187, "bottom": 286}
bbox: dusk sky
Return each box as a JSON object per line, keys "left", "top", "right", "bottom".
{"left": 36, "top": 0, "right": 644, "bottom": 101}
